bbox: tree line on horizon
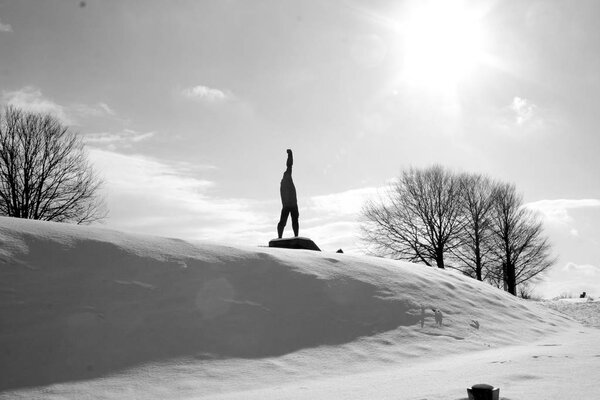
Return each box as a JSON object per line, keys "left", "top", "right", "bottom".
{"left": 361, "top": 165, "right": 555, "bottom": 296}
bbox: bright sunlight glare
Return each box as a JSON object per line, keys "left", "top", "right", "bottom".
{"left": 401, "top": 0, "right": 485, "bottom": 89}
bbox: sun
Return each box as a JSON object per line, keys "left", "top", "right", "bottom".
{"left": 401, "top": 0, "right": 485, "bottom": 89}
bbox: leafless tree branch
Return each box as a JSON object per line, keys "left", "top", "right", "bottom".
{"left": 361, "top": 165, "right": 465, "bottom": 269}
{"left": 0, "top": 106, "right": 107, "bottom": 224}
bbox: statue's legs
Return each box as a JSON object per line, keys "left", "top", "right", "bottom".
{"left": 277, "top": 208, "right": 289, "bottom": 238}
{"left": 291, "top": 207, "right": 299, "bottom": 237}
{"left": 278, "top": 206, "right": 299, "bottom": 238}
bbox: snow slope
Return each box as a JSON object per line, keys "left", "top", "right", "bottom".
{"left": 0, "top": 217, "right": 594, "bottom": 399}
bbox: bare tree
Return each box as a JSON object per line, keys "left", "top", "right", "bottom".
{"left": 453, "top": 173, "right": 496, "bottom": 281}
{"left": 489, "top": 183, "right": 555, "bottom": 295}
{"left": 361, "top": 165, "right": 464, "bottom": 268}
{"left": 0, "top": 106, "right": 106, "bottom": 224}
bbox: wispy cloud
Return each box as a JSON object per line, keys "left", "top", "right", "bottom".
{"left": 301, "top": 220, "right": 365, "bottom": 254}
{"left": 70, "top": 102, "right": 116, "bottom": 118}
{"left": 535, "top": 262, "right": 600, "bottom": 298}
{"left": 562, "top": 262, "right": 600, "bottom": 277}
{"left": 526, "top": 199, "right": 600, "bottom": 225}
{"left": 2, "top": 86, "right": 117, "bottom": 125}
{"left": 83, "top": 129, "right": 155, "bottom": 150}
{"left": 181, "top": 84, "right": 233, "bottom": 102}
{"left": 2, "top": 86, "right": 71, "bottom": 123}
{"left": 569, "top": 228, "right": 579, "bottom": 237}
{"left": 299, "top": 186, "right": 381, "bottom": 253}
{"left": 0, "top": 19, "right": 12, "bottom": 32}
{"left": 308, "top": 187, "right": 379, "bottom": 217}
{"left": 510, "top": 96, "right": 537, "bottom": 126}
{"left": 88, "top": 149, "right": 274, "bottom": 244}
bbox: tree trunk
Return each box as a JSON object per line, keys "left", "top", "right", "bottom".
{"left": 506, "top": 261, "right": 517, "bottom": 295}
{"left": 475, "top": 242, "right": 482, "bottom": 280}
{"left": 436, "top": 249, "right": 445, "bottom": 269}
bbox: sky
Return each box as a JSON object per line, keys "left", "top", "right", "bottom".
{"left": 0, "top": 0, "right": 599, "bottom": 298}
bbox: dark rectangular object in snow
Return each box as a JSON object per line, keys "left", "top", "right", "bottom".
{"left": 268, "top": 237, "right": 321, "bottom": 251}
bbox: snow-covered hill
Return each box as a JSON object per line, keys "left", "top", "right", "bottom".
{"left": 1, "top": 217, "right": 595, "bottom": 400}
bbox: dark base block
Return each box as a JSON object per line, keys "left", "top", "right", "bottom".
{"left": 268, "top": 237, "right": 321, "bottom": 251}
{"left": 467, "top": 385, "right": 500, "bottom": 400}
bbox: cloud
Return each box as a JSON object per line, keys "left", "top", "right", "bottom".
{"left": 2, "top": 86, "right": 71, "bottom": 124}
{"left": 569, "top": 228, "right": 579, "bottom": 236}
{"left": 301, "top": 220, "right": 365, "bottom": 254}
{"left": 181, "top": 85, "right": 233, "bottom": 102}
{"left": 83, "top": 129, "right": 155, "bottom": 150}
{"left": 510, "top": 96, "right": 537, "bottom": 126}
{"left": 88, "top": 149, "right": 274, "bottom": 244}
{"left": 70, "top": 102, "right": 117, "bottom": 118}
{"left": 308, "top": 187, "right": 379, "bottom": 217}
{"left": 562, "top": 262, "right": 600, "bottom": 277}
{"left": 535, "top": 262, "right": 600, "bottom": 298}
{"left": 299, "top": 186, "right": 381, "bottom": 253}
{"left": 99, "top": 102, "right": 115, "bottom": 115}
{"left": 0, "top": 19, "right": 12, "bottom": 32}
{"left": 526, "top": 199, "right": 600, "bottom": 225}
{"left": 2, "top": 86, "right": 116, "bottom": 125}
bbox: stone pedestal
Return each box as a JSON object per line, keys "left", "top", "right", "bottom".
{"left": 268, "top": 237, "right": 321, "bottom": 251}
{"left": 467, "top": 384, "right": 500, "bottom": 400}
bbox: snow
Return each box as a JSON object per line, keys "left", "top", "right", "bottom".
{"left": 0, "top": 216, "right": 598, "bottom": 399}
{"left": 543, "top": 299, "right": 600, "bottom": 330}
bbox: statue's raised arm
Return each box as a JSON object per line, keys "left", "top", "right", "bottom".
{"left": 286, "top": 149, "right": 293, "bottom": 171}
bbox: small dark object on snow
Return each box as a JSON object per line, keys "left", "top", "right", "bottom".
{"left": 470, "top": 320, "right": 480, "bottom": 330}
{"left": 467, "top": 383, "right": 499, "bottom": 400}
{"left": 336, "top": 249, "right": 344, "bottom": 253}
{"left": 431, "top": 308, "right": 443, "bottom": 326}
{"left": 580, "top": 291, "right": 586, "bottom": 298}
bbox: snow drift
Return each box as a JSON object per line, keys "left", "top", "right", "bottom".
{"left": 0, "top": 217, "right": 575, "bottom": 395}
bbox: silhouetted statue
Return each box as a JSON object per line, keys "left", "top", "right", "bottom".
{"left": 277, "top": 149, "right": 299, "bottom": 238}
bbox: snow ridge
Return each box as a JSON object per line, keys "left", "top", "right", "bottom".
{"left": 0, "top": 217, "right": 575, "bottom": 396}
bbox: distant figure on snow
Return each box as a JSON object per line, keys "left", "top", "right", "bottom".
{"left": 277, "top": 149, "right": 299, "bottom": 238}
{"left": 433, "top": 308, "right": 443, "bottom": 327}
